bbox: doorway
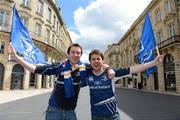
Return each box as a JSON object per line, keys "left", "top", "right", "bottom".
{"left": 164, "top": 54, "right": 176, "bottom": 91}
{"left": 11, "top": 64, "right": 24, "bottom": 90}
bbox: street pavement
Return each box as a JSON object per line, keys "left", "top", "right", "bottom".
{"left": 116, "top": 88, "right": 180, "bottom": 120}
{"left": 0, "top": 87, "right": 133, "bottom": 120}
{"left": 77, "top": 87, "right": 134, "bottom": 120}
{"left": 1, "top": 87, "right": 180, "bottom": 120}
{"left": 0, "top": 89, "right": 52, "bottom": 104}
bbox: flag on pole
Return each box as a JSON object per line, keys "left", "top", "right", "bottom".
{"left": 138, "top": 13, "right": 156, "bottom": 78}
{"left": 10, "top": 5, "right": 46, "bottom": 64}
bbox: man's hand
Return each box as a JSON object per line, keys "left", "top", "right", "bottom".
{"left": 7, "top": 44, "right": 18, "bottom": 61}
{"left": 154, "top": 55, "right": 164, "bottom": 65}
{"left": 102, "top": 64, "right": 115, "bottom": 80}
{"left": 107, "top": 68, "right": 115, "bottom": 80}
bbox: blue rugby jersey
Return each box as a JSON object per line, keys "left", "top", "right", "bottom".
{"left": 86, "top": 68, "right": 130, "bottom": 117}
{"left": 34, "top": 62, "right": 91, "bottom": 110}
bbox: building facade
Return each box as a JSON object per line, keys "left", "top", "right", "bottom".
{"left": 0, "top": 0, "right": 72, "bottom": 90}
{"left": 104, "top": 0, "right": 180, "bottom": 93}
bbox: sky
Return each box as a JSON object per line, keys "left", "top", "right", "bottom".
{"left": 57, "top": 0, "right": 152, "bottom": 62}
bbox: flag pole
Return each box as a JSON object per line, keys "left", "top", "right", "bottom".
{"left": 8, "top": 42, "right": 12, "bottom": 61}
{"left": 153, "top": 24, "right": 160, "bottom": 56}
{"left": 8, "top": 54, "right": 11, "bottom": 61}
{"left": 148, "top": 12, "right": 160, "bottom": 57}
{"left": 156, "top": 46, "right": 160, "bottom": 56}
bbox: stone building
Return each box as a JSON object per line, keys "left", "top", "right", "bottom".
{"left": 0, "top": 0, "right": 72, "bottom": 90}
{"left": 104, "top": 0, "right": 180, "bottom": 93}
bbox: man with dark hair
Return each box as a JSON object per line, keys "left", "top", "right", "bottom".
{"left": 8, "top": 44, "right": 114, "bottom": 120}
{"left": 86, "top": 49, "right": 163, "bottom": 120}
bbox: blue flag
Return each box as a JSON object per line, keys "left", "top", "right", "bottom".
{"left": 138, "top": 13, "right": 156, "bottom": 78}
{"left": 10, "top": 5, "right": 46, "bottom": 64}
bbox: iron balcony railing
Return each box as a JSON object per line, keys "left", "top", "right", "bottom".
{"left": 157, "top": 35, "right": 180, "bottom": 49}
{"left": 134, "top": 35, "right": 180, "bottom": 63}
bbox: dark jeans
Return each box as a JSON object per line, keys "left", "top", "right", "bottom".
{"left": 45, "top": 105, "right": 77, "bottom": 120}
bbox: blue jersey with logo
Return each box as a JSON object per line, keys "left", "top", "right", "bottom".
{"left": 34, "top": 62, "right": 91, "bottom": 110}
{"left": 86, "top": 68, "right": 130, "bottom": 117}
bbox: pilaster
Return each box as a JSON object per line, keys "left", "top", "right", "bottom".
{"left": 45, "top": 76, "right": 50, "bottom": 89}
{"left": 3, "top": 62, "right": 12, "bottom": 90}
{"left": 158, "top": 63, "right": 165, "bottom": 91}
{"left": 36, "top": 74, "right": 42, "bottom": 89}
{"left": 23, "top": 70, "right": 30, "bottom": 89}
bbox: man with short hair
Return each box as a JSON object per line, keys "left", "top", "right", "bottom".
{"left": 8, "top": 44, "right": 114, "bottom": 120}
{"left": 86, "top": 49, "right": 163, "bottom": 120}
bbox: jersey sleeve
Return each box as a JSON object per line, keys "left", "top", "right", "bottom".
{"left": 114, "top": 67, "right": 130, "bottom": 77}
{"left": 34, "top": 62, "right": 63, "bottom": 75}
{"left": 80, "top": 64, "right": 92, "bottom": 87}
{"left": 80, "top": 78, "right": 88, "bottom": 87}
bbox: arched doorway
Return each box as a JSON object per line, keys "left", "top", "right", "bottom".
{"left": 11, "top": 64, "right": 24, "bottom": 90}
{"left": 0, "top": 63, "right": 5, "bottom": 90}
{"left": 164, "top": 54, "right": 176, "bottom": 91}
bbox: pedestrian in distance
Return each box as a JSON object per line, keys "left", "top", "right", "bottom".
{"left": 8, "top": 43, "right": 115, "bottom": 120}
{"left": 85, "top": 49, "right": 163, "bottom": 120}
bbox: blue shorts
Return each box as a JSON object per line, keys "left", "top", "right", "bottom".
{"left": 45, "top": 105, "right": 77, "bottom": 120}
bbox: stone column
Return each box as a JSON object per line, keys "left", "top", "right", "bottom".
{"left": 174, "top": 48, "right": 180, "bottom": 93}
{"left": 50, "top": 76, "right": 54, "bottom": 88}
{"left": 3, "top": 62, "right": 13, "bottom": 90}
{"left": 137, "top": 73, "right": 141, "bottom": 83}
{"left": 125, "top": 78, "right": 128, "bottom": 87}
{"left": 36, "top": 74, "right": 42, "bottom": 89}
{"left": 23, "top": 70, "right": 30, "bottom": 89}
{"left": 158, "top": 63, "right": 165, "bottom": 92}
{"left": 175, "top": 62, "right": 180, "bottom": 93}
{"left": 45, "top": 76, "right": 50, "bottom": 89}
{"left": 147, "top": 75, "right": 155, "bottom": 90}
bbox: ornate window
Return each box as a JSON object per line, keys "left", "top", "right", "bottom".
{"left": 156, "top": 9, "right": 161, "bottom": 22}
{"left": 165, "top": 0, "right": 172, "bottom": 13}
{"left": 37, "top": 0, "right": 43, "bottom": 15}
{"left": 0, "top": 10, "right": 9, "bottom": 31}
{"left": 157, "top": 29, "right": 163, "bottom": 43}
{"left": 21, "top": 16, "right": 29, "bottom": 28}
{"left": 53, "top": 15, "right": 56, "bottom": 27}
{"left": 45, "top": 29, "right": 50, "bottom": 43}
{"left": 35, "top": 22, "right": 41, "bottom": 36}
{"left": 47, "top": 8, "right": 51, "bottom": 22}
{"left": 22, "top": 0, "right": 30, "bottom": 7}
{"left": 168, "top": 23, "right": 175, "bottom": 37}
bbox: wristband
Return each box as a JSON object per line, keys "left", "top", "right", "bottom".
{"left": 105, "top": 67, "right": 112, "bottom": 71}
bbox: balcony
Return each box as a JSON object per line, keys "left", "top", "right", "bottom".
{"left": 157, "top": 35, "right": 180, "bottom": 49}
{"left": 134, "top": 35, "right": 180, "bottom": 63}
{"left": 30, "top": 31, "right": 67, "bottom": 56}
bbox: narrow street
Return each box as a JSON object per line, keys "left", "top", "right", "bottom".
{"left": 0, "top": 87, "right": 180, "bottom": 120}
{"left": 116, "top": 88, "right": 180, "bottom": 120}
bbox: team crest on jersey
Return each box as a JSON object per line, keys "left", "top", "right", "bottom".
{"left": 101, "top": 75, "right": 108, "bottom": 81}
{"left": 88, "top": 76, "right": 94, "bottom": 82}
{"left": 94, "top": 81, "right": 101, "bottom": 85}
